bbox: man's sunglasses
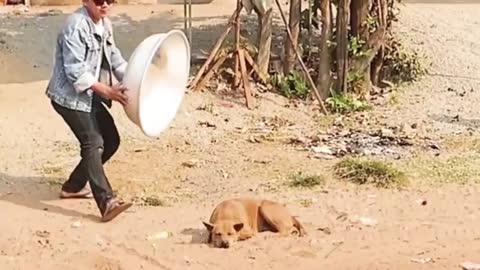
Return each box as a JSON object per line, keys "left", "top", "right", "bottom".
{"left": 93, "top": 0, "right": 115, "bottom": 6}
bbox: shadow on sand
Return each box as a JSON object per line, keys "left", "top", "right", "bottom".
{"left": 0, "top": 172, "right": 100, "bottom": 221}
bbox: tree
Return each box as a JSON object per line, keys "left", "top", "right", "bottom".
{"left": 256, "top": 7, "right": 273, "bottom": 76}
{"left": 350, "top": 0, "right": 371, "bottom": 98}
{"left": 316, "top": 0, "right": 332, "bottom": 99}
{"left": 284, "top": 0, "right": 301, "bottom": 74}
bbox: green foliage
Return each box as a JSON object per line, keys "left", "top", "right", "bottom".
{"left": 326, "top": 92, "right": 371, "bottom": 114}
{"left": 271, "top": 71, "right": 310, "bottom": 100}
{"left": 348, "top": 36, "right": 370, "bottom": 58}
{"left": 288, "top": 172, "right": 325, "bottom": 188}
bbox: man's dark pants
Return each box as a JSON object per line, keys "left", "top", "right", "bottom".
{"left": 51, "top": 96, "right": 119, "bottom": 214}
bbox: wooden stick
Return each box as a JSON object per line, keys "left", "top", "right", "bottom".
{"left": 195, "top": 53, "right": 230, "bottom": 92}
{"left": 189, "top": 8, "right": 240, "bottom": 91}
{"left": 238, "top": 49, "right": 255, "bottom": 109}
{"left": 233, "top": 0, "right": 242, "bottom": 88}
{"left": 243, "top": 50, "right": 268, "bottom": 84}
{"left": 274, "top": 0, "right": 329, "bottom": 115}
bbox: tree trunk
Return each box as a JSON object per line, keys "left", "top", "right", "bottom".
{"left": 256, "top": 8, "right": 273, "bottom": 76}
{"left": 316, "top": 0, "right": 331, "bottom": 99}
{"left": 284, "top": 0, "right": 301, "bottom": 74}
{"left": 335, "top": 0, "right": 350, "bottom": 93}
{"left": 370, "top": 0, "right": 387, "bottom": 86}
{"left": 350, "top": 0, "right": 371, "bottom": 98}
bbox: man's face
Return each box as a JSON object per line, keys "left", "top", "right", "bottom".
{"left": 84, "top": 0, "right": 113, "bottom": 21}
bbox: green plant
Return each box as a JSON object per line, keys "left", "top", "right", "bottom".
{"left": 326, "top": 92, "right": 371, "bottom": 114}
{"left": 288, "top": 172, "right": 325, "bottom": 188}
{"left": 272, "top": 71, "right": 310, "bottom": 100}
{"left": 365, "top": 14, "right": 378, "bottom": 33}
{"left": 348, "top": 36, "right": 372, "bottom": 58}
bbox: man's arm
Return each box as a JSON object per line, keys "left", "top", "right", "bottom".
{"left": 61, "top": 24, "right": 96, "bottom": 93}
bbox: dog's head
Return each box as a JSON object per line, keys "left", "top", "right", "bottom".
{"left": 202, "top": 221, "right": 244, "bottom": 248}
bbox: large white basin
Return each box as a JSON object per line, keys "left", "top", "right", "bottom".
{"left": 122, "top": 30, "right": 191, "bottom": 137}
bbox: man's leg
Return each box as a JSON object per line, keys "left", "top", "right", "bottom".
{"left": 51, "top": 101, "right": 114, "bottom": 212}
{"left": 59, "top": 104, "right": 120, "bottom": 198}
{"left": 87, "top": 101, "right": 132, "bottom": 221}
{"left": 60, "top": 161, "right": 91, "bottom": 198}
{"left": 51, "top": 100, "right": 132, "bottom": 221}
{"left": 96, "top": 103, "right": 120, "bottom": 164}
{"left": 93, "top": 102, "right": 121, "bottom": 193}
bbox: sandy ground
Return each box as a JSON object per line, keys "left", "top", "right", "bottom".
{"left": 2, "top": 2, "right": 480, "bottom": 270}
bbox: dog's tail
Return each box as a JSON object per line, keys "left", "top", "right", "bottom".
{"left": 292, "top": 216, "right": 307, "bottom": 237}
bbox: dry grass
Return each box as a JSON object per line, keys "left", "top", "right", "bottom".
{"left": 400, "top": 135, "right": 480, "bottom": 185}
{"left": 334, "top": 157, "right": 407, "bottom": 188}
{"left": 288, "top": 172, "right": 325, "bottom": 188}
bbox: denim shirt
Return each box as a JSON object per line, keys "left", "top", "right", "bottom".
{"left": 46, "top": 7, "right": 127, "bottom": 113}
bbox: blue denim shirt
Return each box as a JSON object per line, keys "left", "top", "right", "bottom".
{"left": 46, "top": 7, "right": 127, "bottom": 113}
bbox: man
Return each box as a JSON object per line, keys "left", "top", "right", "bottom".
{"left": 46, "top": 0, "right": 132, "bottom": 222}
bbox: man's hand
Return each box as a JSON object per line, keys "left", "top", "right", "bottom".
{"left": 91, "top": 82, "right": 129, "bottom": 106}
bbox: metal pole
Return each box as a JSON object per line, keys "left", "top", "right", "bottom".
{"left": 188, "top": 0, "right": 192, "bottom": 49}
{"left": 184, "top": 0, "right": 187, "bottom": 32}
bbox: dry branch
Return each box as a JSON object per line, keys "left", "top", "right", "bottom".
{"left": 244, "top": 50, "right": 268, "bottom": 83}
{"left": 188, "top": 0, "right": 262, "bottom": 109}
{"left": 195, "top": 53, "right": 230, "bottom": 91}
{"left": 189, "top": 9, "right": 240, "bottom": 91}
{"left": 234, "top": 1, "right": 241, "bottom": 88}
{"left": 238, "top": 49, "right": 255, "bottom": 109}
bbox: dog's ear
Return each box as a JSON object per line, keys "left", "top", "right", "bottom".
{"left": 202, "top": 221, "right": 214, "bottom": 231}
{"left": 233, "top": 223, "right": 244, "bottom": 232}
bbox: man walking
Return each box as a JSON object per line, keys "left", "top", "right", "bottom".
{"left": 46, "top": 0, "right": 132, "bottom": 222}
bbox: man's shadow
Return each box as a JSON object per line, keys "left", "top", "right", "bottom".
{"left": 0, "top": 172, "right": 99, "bottom": 222}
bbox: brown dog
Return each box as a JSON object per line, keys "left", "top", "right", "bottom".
{"left": 202, "top": 198, "right": 306, "bottom": 248}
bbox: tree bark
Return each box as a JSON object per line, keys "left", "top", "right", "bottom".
{"left": 335, "top": 0, "right": 350, "bottom": 93}
{"left": 370, "top": 0, "right": 387, "bottom": 86}
{"left": 316, "top": 0, "right": 331, "bottom": 99}
{"left": 350, "top": 0, "right": 371, "bottom": 98}
{"left": 256, "top": 8, "right": 273, "bottom": 76}
{"left": 349, "top": 26, "right": 386, "bottom": 73}
{"left": 284, "top": 0, "right": 301, "bottom": 74}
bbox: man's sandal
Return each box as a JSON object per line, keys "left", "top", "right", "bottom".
{"left": 60, "top": 186, "right": 94, "bottom": 199}
{"left": 101, "top": 198, "right": 133, "bottom": 222}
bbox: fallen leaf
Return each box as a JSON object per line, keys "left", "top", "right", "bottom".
{"left": 411, "top": 257, "right": 433, "bottom": 264}
{"left": 311, "top": 145, "right": 334, "bottom": 155}
{"left": 71, "top": 221, "right": 82, "bottom": 228}
{"left": 461, "top": 261, "right": 480, "bottom": 270}
{"left": 35, "top": 230, "right": 50, "bottom": 238}
{"left": 317, "top": 227, "right": 332, "bottom": 235}
{"left": 147, "top": 231, "right": 171, "bottom": 241}
{"left": 249, "top": 135, "right": 261, "bottom": 143}
{"left": 198, "top": 121, "right": 216, "bottom": 128}
{"left": 182, "top": 159, "right": 200, "bottom": 168}
{"left": 358, "top": 216, "right": 378, "bottom": 226}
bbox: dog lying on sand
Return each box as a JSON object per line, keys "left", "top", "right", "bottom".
{"left": 202, "top": 198, "right": 307, "bottom": 248}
